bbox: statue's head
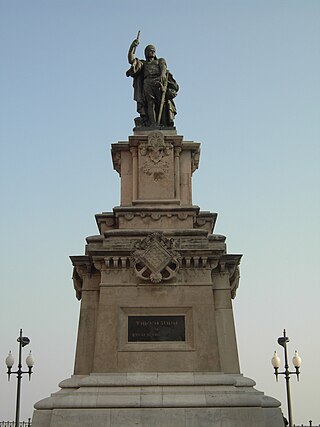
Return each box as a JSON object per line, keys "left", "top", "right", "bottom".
{"left": 144, "top": 44, "right": 157, "bottom": 60}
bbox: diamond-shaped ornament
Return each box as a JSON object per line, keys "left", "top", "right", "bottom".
{"left": 140, "top": 241, "right": 172, "bottom": 273}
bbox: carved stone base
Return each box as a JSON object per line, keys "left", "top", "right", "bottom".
{"left": 32, "top": 372, "right": 284, "bottom": 427}
{"left": 111, "top": 132, "right": 200, "bottom": 207}
{"left": 32, "top": 130, "right": 284, "bottom": 426}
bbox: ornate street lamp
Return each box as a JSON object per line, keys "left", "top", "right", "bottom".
{"left": 5, "top": 329, "right": 34, "bottom": 427}
{"left": 271, "top": 329, "right": 301, "bottom": 427}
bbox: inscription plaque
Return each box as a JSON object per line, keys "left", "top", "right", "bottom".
{"left": 128, "top": 315, "right": 185, "bottom": 342}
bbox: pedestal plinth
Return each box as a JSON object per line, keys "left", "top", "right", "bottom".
{"left": 33, "top": 372, "right": 283, "bottom": 427}
{"left": 32, "top": 130, "right": 284, "bottom": 426}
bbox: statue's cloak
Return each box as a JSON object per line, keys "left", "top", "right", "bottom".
{"left": 126, "top": 58, "right": 179, "bottom": 125}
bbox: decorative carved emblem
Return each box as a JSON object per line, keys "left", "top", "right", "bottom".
{"left": 139, "top": 131, "right": 173, "bottom": 163}
{"left": 132, "top": 232, "right": 180, "bottom": 283}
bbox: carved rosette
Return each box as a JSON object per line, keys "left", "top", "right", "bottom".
{"left": 132, "top": 232, "right": 180, "bottom": 283}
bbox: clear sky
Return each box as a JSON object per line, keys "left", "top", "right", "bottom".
{"left": 0, "top": 0, "right": 319, "bottom": 424}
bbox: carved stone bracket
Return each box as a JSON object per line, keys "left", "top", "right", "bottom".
{"left": 132, "top": 232, "right": 180, "bottom": 283}
{"left": 72, "top": 264, "right": 92, "bottom": 301}
{"left": 70, "top": 256, "right": 97, "bottom": 300}
{"left": 113, "top": 152, "right": 121, "bottom": 175}
{"left": 72, "top": 267, "right": 83, "bottom": 301}
{"left": 191, "top": 148, "right": 200, "bottom": 173}
{"left": 213, "top": 255, "right": 242, "bottom": 299}
{"left": 230, "top": 266, "right": 240, "bottom": 299}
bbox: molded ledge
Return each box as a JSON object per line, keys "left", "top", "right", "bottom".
{"left": 34, "top": 372, "right": 281, "bottom": 410}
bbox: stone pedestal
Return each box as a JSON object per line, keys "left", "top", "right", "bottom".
{"left": 32, "top": 130, "right": 284, "bottom": 426}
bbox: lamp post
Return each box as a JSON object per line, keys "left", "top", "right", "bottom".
{"left": 5, "top": 329, "right": 34, "bottom": 427}
{"left": 271, "top": 329, "right": 301, "bottom": 427}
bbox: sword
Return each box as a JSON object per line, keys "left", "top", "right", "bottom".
{"left": 132, "top": 30, "right": 140, "bottom": 55}
{"left": 157, "top": 73, "right": 168, "bottom": 126}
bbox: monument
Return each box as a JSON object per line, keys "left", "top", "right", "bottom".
{"left": 32, "top": 36, "right": 284, "bottom": 426}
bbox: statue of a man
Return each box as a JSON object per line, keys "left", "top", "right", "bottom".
{"left": 126, "top": 37, "right": 179, "bottom": 128}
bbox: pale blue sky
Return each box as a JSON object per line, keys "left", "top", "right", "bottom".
{"left": 0, "top": 0, "right": 319, "bottom": 424}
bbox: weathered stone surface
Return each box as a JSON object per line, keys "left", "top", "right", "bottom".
{"left": 32, "top": 373, "right": 283, "bottom": 427}
{"left": 32, "top": 131, "right": 284, "bottom": 426}
{"left": 111, "top": 132, "right": 199, "bottom": 207}
{"left": 33, "top": 407, "right": 284, "bottom": 427}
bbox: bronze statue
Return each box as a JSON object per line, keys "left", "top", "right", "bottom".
{"left": 126, "top": 32, "right": 179, "bottom": 128}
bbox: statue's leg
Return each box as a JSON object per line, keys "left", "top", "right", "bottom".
{"left": 136, "top": 101, "right": 147, "bottom": 126}
{"left": 144, "top": 81, "right": 160, "bottom": 126}
{"left": 145, "top": 93, "right": 156, "bottom": 126}
{"left": 142, "top": 81, "right": 152, "bottom": 126}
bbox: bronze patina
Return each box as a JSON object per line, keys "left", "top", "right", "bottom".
{"left": 126, "top": 32, "right": 179, "bottom": 128}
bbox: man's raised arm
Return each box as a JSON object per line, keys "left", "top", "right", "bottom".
{"left": 128, "top": 31, "right": 140, "bottom": 64}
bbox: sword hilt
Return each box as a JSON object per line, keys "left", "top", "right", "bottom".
{"left": 132, "top": 30, "right": 140, "bottom": 55}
